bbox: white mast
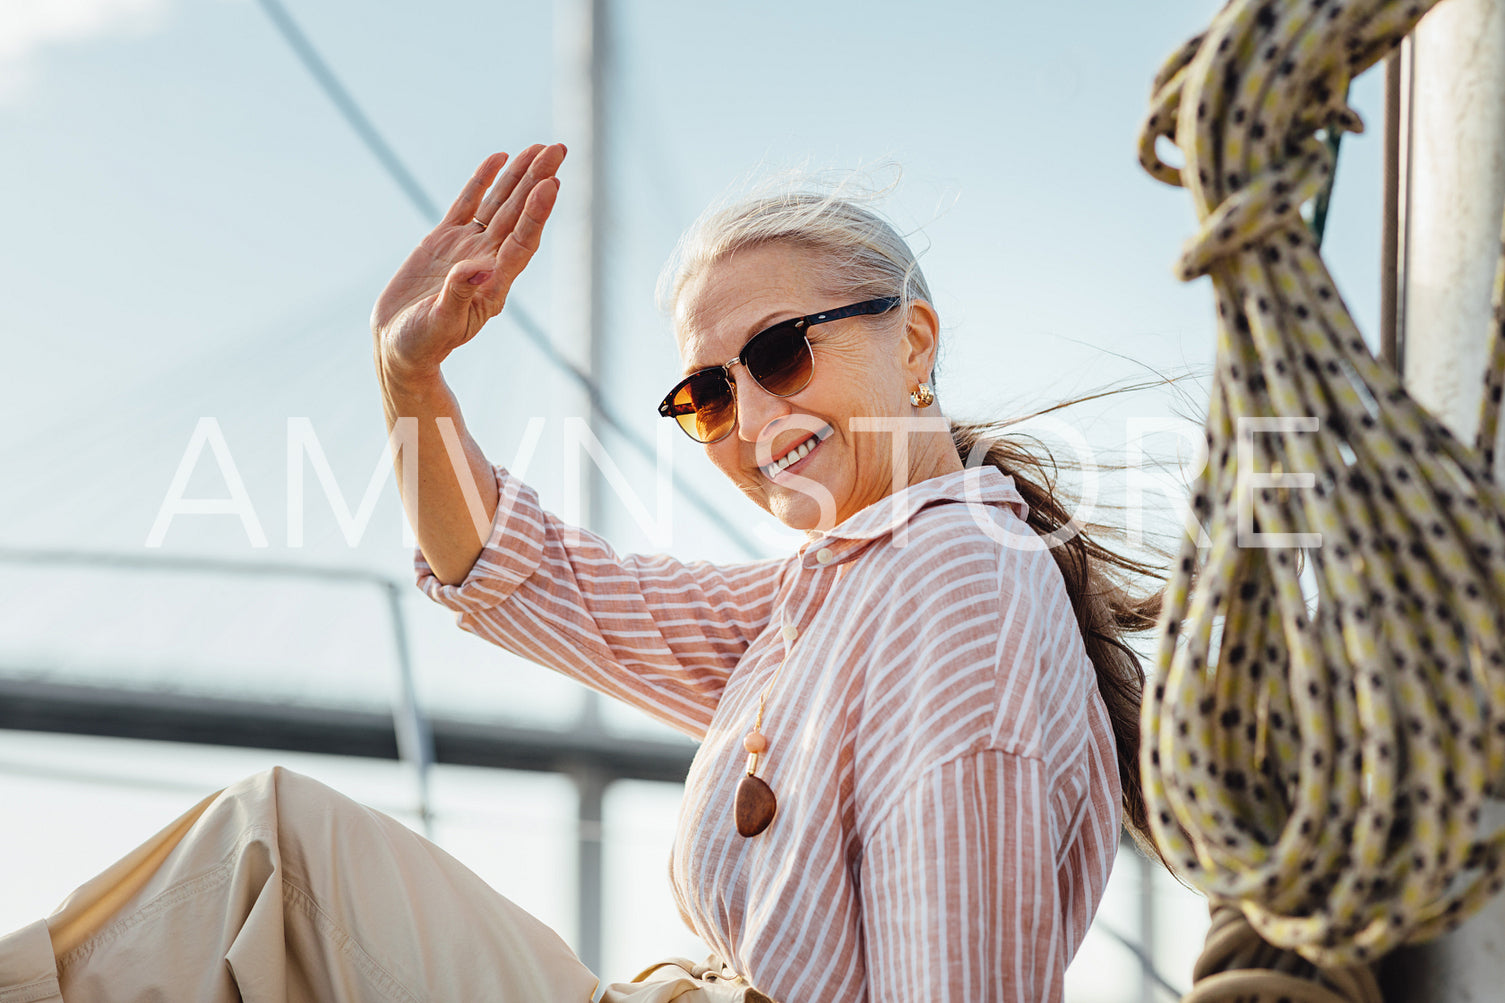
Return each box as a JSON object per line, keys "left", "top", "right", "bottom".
{"left": 1383, "top": 0, "right": 1505, "bottom": 993}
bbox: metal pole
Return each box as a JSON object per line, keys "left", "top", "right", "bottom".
{"left": 553, "top": 0, "right": 608, "bottom": 510}
{"left": 573, "top": 765, "right": 608, "bottom": 980}
{"left": 1138, "top": 847, "right": 1158, "bottom": 1003}
{"left": 1379, "top": 48, "right": 1403, "bottom": 370}
{"left": 384, "top": 582, "right": 435, "bottom": 836}
{"left": 1380, "top": 0, "right": 1505, "bottom": 996}
{"left": 555, "top": 0, "right": 611, "bottom": 974}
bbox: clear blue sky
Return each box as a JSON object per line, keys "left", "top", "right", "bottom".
{"left": 0, "top": 0, "right": 1389, "bottom": 993}
{"left": 0, "top": 0, "right": 1385, "bottom": 558}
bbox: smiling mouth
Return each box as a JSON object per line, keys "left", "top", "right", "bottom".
{"left": 761, "top": 425, "right": 834, "bottom": 479}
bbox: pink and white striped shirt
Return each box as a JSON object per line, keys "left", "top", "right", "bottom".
{"left": 418, "top": 464, "right": 1122, "bottom": 1002}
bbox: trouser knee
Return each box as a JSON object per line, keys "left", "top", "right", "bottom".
{"left": 212, "top": 766, "right": 384, "bottom": 884}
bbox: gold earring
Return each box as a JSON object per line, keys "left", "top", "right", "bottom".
{"left": 910, "top": 382, "right": 935, "bottom": 408}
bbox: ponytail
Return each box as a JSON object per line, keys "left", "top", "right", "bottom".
{"left": 952, "top": 419, "right": 1168, "bottom": 864}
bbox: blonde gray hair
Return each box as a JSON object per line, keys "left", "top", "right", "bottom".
{"left": 656, "top": 188, "right": 934, "bottom": 333}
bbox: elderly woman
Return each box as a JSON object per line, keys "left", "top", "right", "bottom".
{"left": 0, "top": 144, "right": 1156, "bottom": 1003}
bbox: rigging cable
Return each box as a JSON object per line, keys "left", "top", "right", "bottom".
{"left": 252, "top": 0, "right": 762, "bottom": 559}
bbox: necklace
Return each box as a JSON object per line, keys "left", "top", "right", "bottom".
{"left": 734, "top": 707, "right": 777, "bottom": 837}
{"left": 734, "top": 622, "right": 796, "bottom": 837}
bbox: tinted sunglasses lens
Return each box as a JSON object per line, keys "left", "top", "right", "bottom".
{"left": 673, "top": 372, "right": 736, "bottom": 442}
{"left": 744, "top": 322, "right": 813, "bottom": 396}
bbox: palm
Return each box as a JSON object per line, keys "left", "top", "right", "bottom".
{"left": 375, "top": 229, "right": 497, "bottom": 364}
{"left": 372, "top": 144, "right": 565, "bottom": 381}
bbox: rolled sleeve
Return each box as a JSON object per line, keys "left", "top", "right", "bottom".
{"left": 412, "top": 465, "right": 788, "bottom": 737}
{"left": 414, "top": 466, "right": 550, "bottom": 613}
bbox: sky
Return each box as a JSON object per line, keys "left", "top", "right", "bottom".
{"left": 0, "top": 0, "right": 1393, "bottom": 996}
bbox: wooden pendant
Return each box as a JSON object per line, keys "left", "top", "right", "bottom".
{"left": 735, "top": 773, "right": 778, "bottom": 837}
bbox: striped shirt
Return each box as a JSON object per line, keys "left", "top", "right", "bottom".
{"left": 418, "top": 464, "right": 1122, "bottom": 1002}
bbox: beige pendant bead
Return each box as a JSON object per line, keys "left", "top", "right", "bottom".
{"left": 734, "top": 774, "right": 778, "bottom": 837}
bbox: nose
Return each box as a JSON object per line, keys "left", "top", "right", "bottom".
{"left": 731, "top": 369, "right": 794, "bottom": 444}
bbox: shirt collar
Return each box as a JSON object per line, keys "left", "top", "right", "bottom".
{"left": 797, "top": 466, "right": 1029, "bottom": 567}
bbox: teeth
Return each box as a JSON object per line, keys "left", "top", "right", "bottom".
{"left": 767, "top": 434, "right": 819, "bottom": 476}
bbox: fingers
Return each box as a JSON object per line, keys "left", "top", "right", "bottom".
{"left": 490, "top": 177, "right": 560, "bottom": 286}
{"left": 442, "top": 152, "right": 509, "bottom": 227}
{"left": 481, "top": 143, "right": 566, "bottom": 246}
{"left": 431, "top": 257, "right": 495, "bottom": 335}
{"left": 474, "top": 144, "right": 547, "bottom": 226}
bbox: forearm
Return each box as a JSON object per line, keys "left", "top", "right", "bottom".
{"left": 377, "top": 358, "right": 500, "bottom": 585}
{"left": 368, "top": 146, "right": 564, "bottom": 582}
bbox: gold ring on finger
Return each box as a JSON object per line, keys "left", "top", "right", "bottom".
{"left": 473, "top": 217, "right": 487, "bottom": 229}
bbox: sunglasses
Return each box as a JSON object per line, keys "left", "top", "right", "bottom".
{"left": 658, "top": 296, "right": 901, "bottom": 443}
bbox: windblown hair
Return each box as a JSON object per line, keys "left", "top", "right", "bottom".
{"left": 657, "top": 177, "right": 932, "bottom": 319}
{"left": 661, "top": 181, "right": 1169, "bottom": 862}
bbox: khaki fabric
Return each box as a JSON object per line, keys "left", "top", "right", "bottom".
{"left": 602, "top": 959, "right": 772, "bottom": 1003}
{"left": 0, "top": 768, "right": 762, "bottom": 1003}
{"left": 0, "top": 920, "right": 59, "bottom": 1003}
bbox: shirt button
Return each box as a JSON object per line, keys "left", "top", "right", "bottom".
{"left": 781, "top": 624, "right": 799, "bottom": 642}
{"left": 815, "top": 547, "right": 834, "bottom": 565}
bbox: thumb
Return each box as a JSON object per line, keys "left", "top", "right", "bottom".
{"left": 432, "top": 258, "right": 495, "bottom": 330}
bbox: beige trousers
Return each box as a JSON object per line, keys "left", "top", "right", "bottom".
{"left": 0, "top": 768, "right": 765, "bottom": 1003}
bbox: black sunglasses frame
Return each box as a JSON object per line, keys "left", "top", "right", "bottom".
{"left": 657, "top": 296, "right": 902, "bottom": 443}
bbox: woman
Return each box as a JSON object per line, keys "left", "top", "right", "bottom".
{"left": 378, "top": 143, "right": 1158, "bottom": 997}
{"left": 0, "top": 144, "right": 1157, "bottom": 1002}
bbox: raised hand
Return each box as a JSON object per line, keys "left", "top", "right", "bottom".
{"left": 372, "top": 143, "right": 566, "bottom": 386}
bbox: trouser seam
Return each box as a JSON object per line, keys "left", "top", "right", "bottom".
{"left": 55, "top": 823, "right": 278, "bottom": 975}
{"left": 281, "top": 879, "right": 420, "bottom": 1003}
{"left": 0, "top": 975, "right": 62, "bottom": 1003}
{"left": 52, "top": 817, "right": 420, "bottom": 1003}
{"left": 54, "top": 856, "right": 237, "bottom": 973}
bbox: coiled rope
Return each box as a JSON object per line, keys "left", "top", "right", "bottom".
{"left": 1136, "top": 0, "right": 1505, "bottom": 994}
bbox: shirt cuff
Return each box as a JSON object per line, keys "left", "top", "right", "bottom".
{"left": 414, "top": 465, "right": 548, "bottom": 614}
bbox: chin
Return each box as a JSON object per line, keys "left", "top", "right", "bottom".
{"left": 733, "top": 471, "right": 847, "bottom": 533}
{"left": 769, "top": 504, "right": 820, "bottom": 532}
{"left": 767, "top": 487, "right": 844, "bottom": 533}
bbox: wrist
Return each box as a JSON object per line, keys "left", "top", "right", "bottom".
{"left": 376, "top": 351, "right": 447, "bottom": 403}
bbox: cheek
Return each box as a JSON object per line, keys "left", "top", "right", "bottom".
{"left": 706, "top": 441, "right": 751, "bottom": 483}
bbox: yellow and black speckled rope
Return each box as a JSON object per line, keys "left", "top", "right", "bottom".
{"left": 1135, "top": 0, "right": 1505, "bottom": 996}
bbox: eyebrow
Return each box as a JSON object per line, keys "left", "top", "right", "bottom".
{"left": 681, "top": 310, "right": 799, "bottom": 376}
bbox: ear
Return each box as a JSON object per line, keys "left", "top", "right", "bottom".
{"left": 898, "top": 298, "right": 942, "bottom": 384}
